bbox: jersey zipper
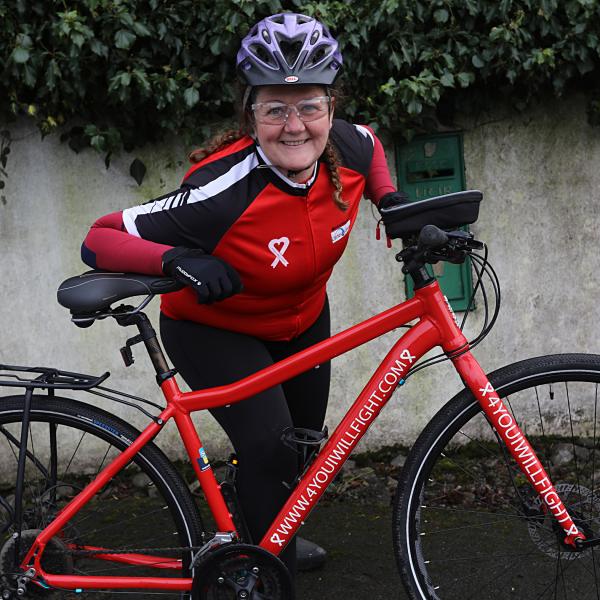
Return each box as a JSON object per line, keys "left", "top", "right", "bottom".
{"left": 295, "top": 193, "right": 318, "bottom": 335}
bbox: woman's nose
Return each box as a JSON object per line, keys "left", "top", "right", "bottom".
{"left": 284, "top": 108, "right": 306, "bottom": 133}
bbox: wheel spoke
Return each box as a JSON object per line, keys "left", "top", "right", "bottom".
{"left": 62, "top": 429, "right": 87, "bottom": 477}
{"left": 48, "top": 421, "right": 58, "bottom": 505}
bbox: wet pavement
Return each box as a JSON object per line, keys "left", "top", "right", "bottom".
{"left": 297, "top": 499, "right": 407, "bottom": 599}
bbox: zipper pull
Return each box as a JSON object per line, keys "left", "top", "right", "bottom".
{"left": 386, "top": 235, "right": 392, "bottom": 249}
{"left": 376, "top": 221, "right": 381, "bottom": 240}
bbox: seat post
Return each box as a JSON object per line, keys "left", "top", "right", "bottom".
{"left": 116, "top": 311, "right": 176, "bottom": 384}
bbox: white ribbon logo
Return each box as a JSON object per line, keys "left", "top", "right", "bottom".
{"left": 268, "top": 237, "right": 290, "bottom": 268}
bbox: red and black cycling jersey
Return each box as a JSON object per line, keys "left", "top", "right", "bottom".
{"left": 82, "top": 119, "right": 395, "bottom": 341}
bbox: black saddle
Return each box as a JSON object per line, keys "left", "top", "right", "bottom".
{"left": 57, "top": 271, "right": 183, "bottom": 315}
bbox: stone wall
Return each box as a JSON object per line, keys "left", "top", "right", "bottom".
{"left": 1, "top": 94, "right": 599, "bottom": 464}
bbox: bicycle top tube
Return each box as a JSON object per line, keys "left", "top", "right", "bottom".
{"left": 163, "top": 279, "right": 468, "bottom": 413}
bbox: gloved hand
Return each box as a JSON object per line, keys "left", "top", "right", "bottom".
{"left": 376, "top": 192, "right": 411, "bottom": 244}
{"left": 162, "top": 247, "right": 243, "bottom": 304}
{"left": 377, "top": 191, "right": 410, "bottom": 211}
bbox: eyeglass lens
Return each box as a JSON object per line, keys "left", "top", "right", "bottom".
{"left": 252, "top": 97, "right": 330, "bottom": 124}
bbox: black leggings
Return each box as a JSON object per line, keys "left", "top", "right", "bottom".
{"left": 159, "top": 300, "right": 331, "bottom": 573}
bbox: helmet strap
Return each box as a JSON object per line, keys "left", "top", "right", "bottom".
{"left": 242, "top": 86, "right": 253, "bottom": 112}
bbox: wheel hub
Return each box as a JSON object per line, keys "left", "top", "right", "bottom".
{"left": 527, "top": 483, "right": 600, "bottom": 560}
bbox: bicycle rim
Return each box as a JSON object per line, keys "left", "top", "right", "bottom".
{"left": 0, "top": 395, "right": 203, "bottom": 599}
{"left": 393, "top": 353, "right": 600, "bottom": 600}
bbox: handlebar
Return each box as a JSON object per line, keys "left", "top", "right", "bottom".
{"left": 397, "top": 225, "right": 484, "bottom": 278}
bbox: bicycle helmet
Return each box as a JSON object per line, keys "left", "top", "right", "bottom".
{"left": 237, "top": 13, "right": 343, "bottom": 87}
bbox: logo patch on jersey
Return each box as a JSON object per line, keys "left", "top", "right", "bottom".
{"left": 268, "top": 237, "right": 290, "bottom": 268}
{"left": 331, "top": 220, "right": 351, "bottom": 243}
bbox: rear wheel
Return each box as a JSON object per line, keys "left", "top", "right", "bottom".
{"left": 393, "top": 354, "right": 600, "bottom": 599}
{"left": 0, "top": 395, "right": 204, "bottom": 598}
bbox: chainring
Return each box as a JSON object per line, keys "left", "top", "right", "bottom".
{"left": 192, "top": 543, "right": 293, "bottom": 600}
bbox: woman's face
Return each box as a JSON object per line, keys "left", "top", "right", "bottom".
{"left": 252, "top": 85, "right": 334, "bottom": 180}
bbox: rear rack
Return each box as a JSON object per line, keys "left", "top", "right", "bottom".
{"left": 0, "top": 364, "right": 165, "bottom": 421}
{"left": 0, "top": 364, "right": 110, "bottom": 390}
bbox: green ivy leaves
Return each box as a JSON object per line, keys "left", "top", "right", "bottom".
{"left": 0, "top": 0, "right": 599, "bottom": 168}
{"left": 10, "top": 33, "right": 32, "bottom": 64}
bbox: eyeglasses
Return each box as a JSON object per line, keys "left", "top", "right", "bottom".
{"left": 251, "top": 96, "right": 331, "bottom": 125}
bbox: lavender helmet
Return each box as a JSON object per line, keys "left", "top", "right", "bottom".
{"left": 236, "top": 13, "right": 343, "bottom": 87}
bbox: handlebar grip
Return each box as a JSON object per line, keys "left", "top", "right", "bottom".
{"left": 419, "top": 225, "right": 449, "bottom": 248}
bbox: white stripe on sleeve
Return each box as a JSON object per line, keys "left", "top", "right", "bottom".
{"left": 354, "top": 124, "right": 375, "bottom": 147}
{"left": 122, "top": 152, "right": 259, "bottom": 238}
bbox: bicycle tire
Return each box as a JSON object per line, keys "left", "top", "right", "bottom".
{"left": 0, "top": 394, "right": 204, "bottom": 598}
{"left": 393, "top": 353, "right": 600, "bottom": 600}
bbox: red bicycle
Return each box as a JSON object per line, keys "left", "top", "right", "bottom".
{"left": 1, "top": 190, "right": 599, "bottom": 599}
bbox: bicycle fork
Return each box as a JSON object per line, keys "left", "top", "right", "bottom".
{"left": 452, "top": 350, "right": 591, "bottom": 549}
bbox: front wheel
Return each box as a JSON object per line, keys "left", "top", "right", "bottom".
{"left": 393, "top": 353, "right": 600, "bottom": 600}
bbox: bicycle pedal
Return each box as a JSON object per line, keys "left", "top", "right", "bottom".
{"left": 281, "top": 426, "right": 329, "bottom": 451}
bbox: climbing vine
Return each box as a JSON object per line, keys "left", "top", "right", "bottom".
{"left": 1, "top": 0, "right": 599, "bottom": 186}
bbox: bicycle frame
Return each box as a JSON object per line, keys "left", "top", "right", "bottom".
{"left": 21, "top": 279, "right": 587, "bottom": 592}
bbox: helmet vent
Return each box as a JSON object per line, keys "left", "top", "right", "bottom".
{"left": 278, "top": 39, "right": 304, "bottom": 68}
{"left": 237, "top": 13, "right": 343, "bottom": 86}
{"left": 249, "top": 43, "right": 278, "bottom": 68}
{"left": 306, "top": 45, "right": 330, "bottom": 67}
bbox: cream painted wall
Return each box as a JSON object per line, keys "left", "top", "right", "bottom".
{"left": 1, "top": 94, "right": 599, "bottom": 466}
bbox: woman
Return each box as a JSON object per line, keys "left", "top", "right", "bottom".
{"left": 82, "top": 12, "right": 403, "bottom": 578}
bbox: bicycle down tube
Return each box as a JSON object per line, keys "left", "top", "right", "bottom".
{"left": 23, "top": 279, "right": 586, "bottom": 592}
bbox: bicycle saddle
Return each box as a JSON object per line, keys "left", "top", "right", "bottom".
{"left": 57, "top": 271, "right": 183, "bottom": 314}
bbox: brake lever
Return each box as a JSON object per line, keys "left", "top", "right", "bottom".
{"left": 445, "top": 230, "right": 484, "bottom": 251}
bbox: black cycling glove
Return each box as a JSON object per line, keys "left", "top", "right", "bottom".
{"left": 377, "top": 191, "right": 410, "bottom": 211}
{"left": 162, "top": 247, "right": 243, "bottom": 304}
{"left": 376, "top": 192, "right": 410, "bottom": 244}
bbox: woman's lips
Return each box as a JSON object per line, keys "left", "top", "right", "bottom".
{"left": 280, "top": 140, "right": 309, "bottom": 146}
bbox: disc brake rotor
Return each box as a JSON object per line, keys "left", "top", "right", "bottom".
{"left": 527, "top": 483, "right": 600, "bottom": 560}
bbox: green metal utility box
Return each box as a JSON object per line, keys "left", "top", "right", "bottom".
{"left": 396, "top": 132, "right": 473, "bottom": 311}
